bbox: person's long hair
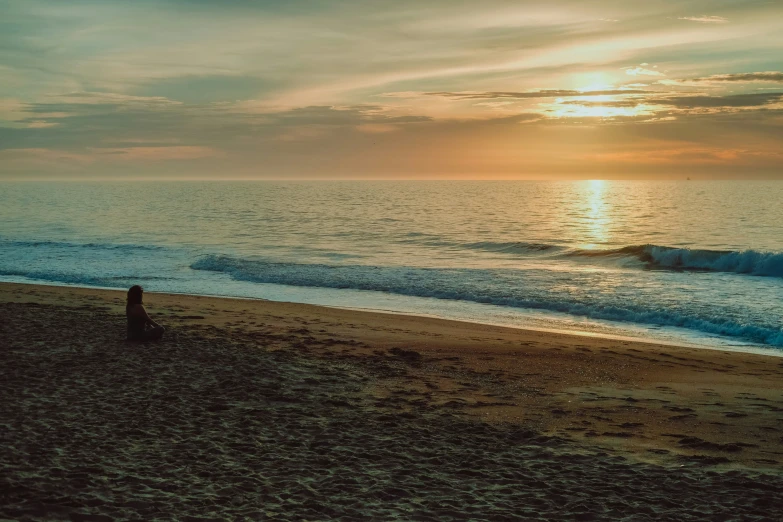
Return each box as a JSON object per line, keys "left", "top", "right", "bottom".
{"left": 127, "top": 285, "right": 143, "bottom": 314}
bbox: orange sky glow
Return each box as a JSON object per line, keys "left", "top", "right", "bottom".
{"left": 1, "top": 1, "right": 782, "bottom": 179}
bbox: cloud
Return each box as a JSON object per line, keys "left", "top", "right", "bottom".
{"left": 625, "top": 67, "right": 664, "bottom": 77}
{"left": 689, "top": 72, "right": 783, "bottom": 83}
{"left": 472, "top": 113, "right": 542, "bottom": 124}
{"left": 88, "top": 146, "right": 222, "bottom": 161}
{"left": 421, "top": 89, "right": 649, "bottom": 100}
{"left": 266, "top": 105, "right": 433, "bottom": 126}
{"left": 0, "top": 148, "right": 95, "bottom": 167}
{"left": 52, "top": 92, "right": 181, "bottom": 106}
{"left": 560, "top": 100, "right": 641, "bottom": 108}
{"left": 556, "top": 93, "right": 783, "bottom": 116}
{"left": 24, "top": 121, "right": 60, "bottom": 128}
{"left": 0, "top": 144, "right": 220, "bottom": 164}
{"left": 590, "top": 146, "right": 780, "bottom": 165}
{"left": 2, "top": 1, "right": 783, "bottom": 178}
{"left": 647, "top": 93, "right": 783, "bottom": 109}
{"left": 4, "top": 92, "right": 184, "bottom": 127}
{"left": 678, "top": 16, "right": 728, "bottom": 23}
{"left": 0, "top": 97, "right": 438, "bottom": 160}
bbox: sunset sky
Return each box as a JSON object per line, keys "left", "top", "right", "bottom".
{"left": 1, "top": 0, "right": 782, "bottom": 179}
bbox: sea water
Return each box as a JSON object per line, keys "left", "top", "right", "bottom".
{"left": 1, "top": 180, "right": 782, "bottom": 352}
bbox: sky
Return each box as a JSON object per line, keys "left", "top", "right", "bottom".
{"left": 1, "top": 0, "right": 782, "bottom": 180}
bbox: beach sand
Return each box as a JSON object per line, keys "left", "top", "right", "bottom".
{"left": 2, "top": 282, "right": 782, "bottom": 520}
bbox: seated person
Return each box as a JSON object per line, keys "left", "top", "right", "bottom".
{"left": 126, "top": 285, "right": 165, "bottom": 342}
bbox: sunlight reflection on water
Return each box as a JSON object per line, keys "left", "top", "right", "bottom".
{"left": 1, "top": 180, "right": 782, "bottom": 349}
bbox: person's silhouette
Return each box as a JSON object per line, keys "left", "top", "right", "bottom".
{"left": 126, "top": 285, "right": 165, "bottom": 342}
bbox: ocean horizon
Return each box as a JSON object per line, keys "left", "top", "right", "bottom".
{"left": 2, "top": 179, "right": 782, "bottom": 352}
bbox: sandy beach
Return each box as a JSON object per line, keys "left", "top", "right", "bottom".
{"left": 2, "top": 282, "right": 782, "bottom": 520}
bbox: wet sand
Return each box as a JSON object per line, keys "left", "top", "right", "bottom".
{"left": 2, "top": 282, "right": 782, "bottom": 520}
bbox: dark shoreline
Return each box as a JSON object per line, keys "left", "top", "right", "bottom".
{"left": 2, "top": 283, "right": 783, "bottom": 520}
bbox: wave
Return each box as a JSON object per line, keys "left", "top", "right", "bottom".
{"left": 5, "top": 237, "right": 779, "bottom": 277}
{"left": 569, "top": 244, "right": 783, "bottom": 277}
{"left": 0, "top": 268, "right": 151, "bottom": 287}
{"left": 644, "top": 246, "right": 783, "bottom": 277}
{"left": 0, "top": 238, "right": 176, "bottom": 288}
{"left": 0, "top": 267, "right": 170, "bottom": 287}
{"left": 2, "top": 237, "right": 780, "bottom": 346}
{"left": 400, "top": 237, "right": 565, "bottom": 253}
{"left": 462, "top": 241, "right": 562, "bottom": 254}
{"left": 191, "top": 255, "right": 783, "bottom": 347}
{"left": 0, "top": 239, "right": 164, "bottom": 252}
{"left": 434, "top": 238, "right": 783, "bottom": 277}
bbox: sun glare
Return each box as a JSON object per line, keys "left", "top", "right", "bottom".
{"left": 545, "top": 93, "right": 651, "bottom": 119}
{"left": 577, "top": 83, "right": 615, "bottom": 92}
{"left": 583, "top": 179, "right": 610, "bottom": 248}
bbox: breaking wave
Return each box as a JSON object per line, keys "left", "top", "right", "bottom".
{"left": 2, "top": 236, "right": 781, "bottom": 347}
{"left": 191, "top": 255, "right": 783, "bottom": 347}
{"left": 0, "top": 266, "right": 169, "bottom": 287}
{"left": 445, "top": 239, "right": 783, "bottom": 277}
{"left": 570, "top": 244, "right": 783, "bottom": 277}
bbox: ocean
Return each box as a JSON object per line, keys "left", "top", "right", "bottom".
{"left": 1, "top": 180, "right": 782, "bottom": 352}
